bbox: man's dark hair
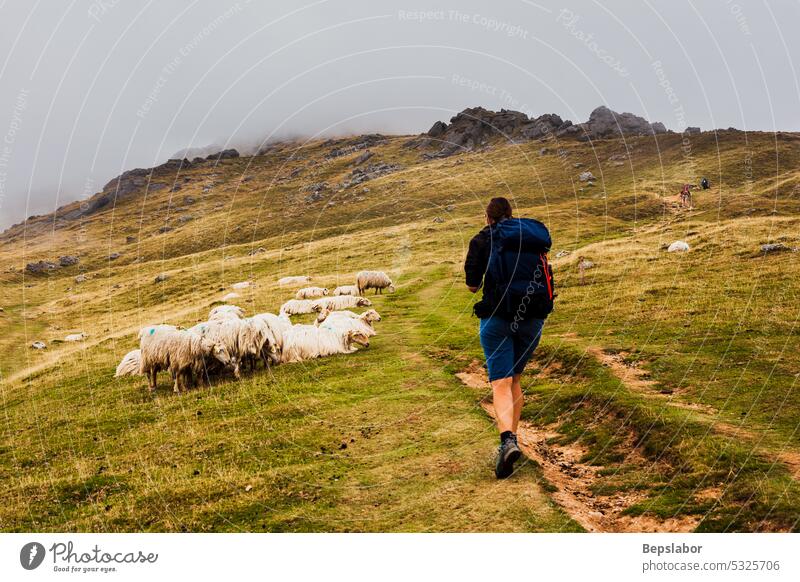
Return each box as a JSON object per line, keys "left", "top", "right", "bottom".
{"left": 486, "top": 197, "right": 513, "bottom": 223}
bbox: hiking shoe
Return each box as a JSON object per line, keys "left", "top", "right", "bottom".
{"left": 495, "top": 434, "right": 521, "bottom": 479}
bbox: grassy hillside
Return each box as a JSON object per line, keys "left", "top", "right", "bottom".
{"left": 1, "top": 127, "right": 799, "bottom": 531}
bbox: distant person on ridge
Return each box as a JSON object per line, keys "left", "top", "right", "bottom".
{"left": 700, "top": 177, "right": 709, "bottom": 190}
{"left": 464, "top": 197, "right": 554, "bottom": 479}
{"left": 680, "top": 183, "right": 694, "bottom": 208}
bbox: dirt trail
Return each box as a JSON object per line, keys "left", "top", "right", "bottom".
{"left": 589, "top": 346, "right": 800, "bottom": 481}
{"left": 456, "top": 362, "right": 698, "bottom": 533}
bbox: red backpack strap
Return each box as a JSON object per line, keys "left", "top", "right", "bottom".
{"left": 540, "top": 252, "right": 554, "bottom": 300}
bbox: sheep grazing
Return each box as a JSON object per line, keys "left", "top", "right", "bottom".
{"left": 332, "top": 285, "right": 359, "bottom": 296}
{"left": 311, "top": 295, "right": 372, "bottom": 312}
{"left": 278, "top": 275, "right": 311, "bottom": 287}
{"left": 115, "top": 349, "right": 142, "bottom": 377}
{"left": 139, "top": 324, "right": 181, "bottom": 349}
{"left": 317, "top": 309, "right": 382, "bottom": 337}
{"left": 295, "top": 286, "right": 329, "bottom": 300}
{"left": 279, "top": 299, "right": 316, "bottom": 316}
{"left": 250, "top": 312, "right": 293, "bottom": 365}
{"left": 356, "top": 270, "right": 395, "bottom": 295}
{"left": 65, "top": 332, "right": 88, "bottom": 342}
{"left": 201, "top": 318, "right": 264, "bottom": 378}
{"left": 141, "top": 330, "right": 232, "bottom": 393}
{"left": 231, "top": 281, "right": 253, "bottom": 290}
{"left": 208, "top": 304, "right": 245, "bottom": 322}
{"left": 222, "top": 292, "right": 241, "bottom": 301}
{"left": 280, "top": 324, "right": 370, "bottom": 363}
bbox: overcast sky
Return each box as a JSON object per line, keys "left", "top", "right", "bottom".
{"left": 1, "top": 0, "right": 798, "bottom": 230}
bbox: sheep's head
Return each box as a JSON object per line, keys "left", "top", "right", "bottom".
{"left": 357, "top": 297, "right": 373, "bottom": 307}
{"left": 348, "top": 330, "right": 370, "bottom": 348}
{"left": 362, "top": 309, "right": 381, "bottom": 323}
{"left": 322, "top": 288, "right": 330, "bottom": 295}
{"left": 311, "top": 303, "right": 324, "bottom": 313}
{"left": 211, "top": 342, "right": 233, "bottom": 367}
{"left": 387, "top": 284, "right": 396, "bottom": 293}
{"left": 315, "top": 308, "right": 331, "bottom": 323}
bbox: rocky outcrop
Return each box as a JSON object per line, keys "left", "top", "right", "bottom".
{"left": 413, "top": 105, "right": 668, "bottom": 157}
{"left": 577, "top": 106, "right": 667, "bottom": 139}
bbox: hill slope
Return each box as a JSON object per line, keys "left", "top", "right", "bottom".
{"left": 1, "top": 109, "right": 800, "bottom": 532}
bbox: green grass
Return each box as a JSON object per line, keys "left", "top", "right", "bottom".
{"left": 1, "top": 129, "right": 800, "bottom": 531}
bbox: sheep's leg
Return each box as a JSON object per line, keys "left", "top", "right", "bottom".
{"left": 233, "top": 361, "right": 241, "bottom": 380}
{"left": 172, "top": 367, "right": 182, "bottom": 393}
{"left": 149, "top": 369, "right": 157, "bottom": 392}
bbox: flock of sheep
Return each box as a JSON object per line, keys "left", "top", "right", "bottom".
{"left": 114, "top": 270, "right": 395, "bottom": 394}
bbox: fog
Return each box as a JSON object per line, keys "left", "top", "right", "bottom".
{"left": 1, "top": 0, "right": 798, "bottom": 230}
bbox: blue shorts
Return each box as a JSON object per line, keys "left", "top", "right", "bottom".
{"left": 479, "top": 317, "right": 545, "bottom": 381}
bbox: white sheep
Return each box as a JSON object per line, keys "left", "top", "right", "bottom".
{"left": 222, "top": 292, "right": 241, "bottom": 301}
{"left": 250, "top": 312, "right": 293, "bottom": 364}
{"left": 279, "top": 299, "right": 316, "bottom": 316}
{"left": 143, "top": 330, "right": 233, "bottom": 393}
{"left": 115, "top": 349, "right": 142, "bottom": 377}
{"left": 332, "top": 285, "right": 359, "bottom": 296}
{"left": 139, "top": 324, "right": 181, "bottom": 349}
{"left": 295, "top": 286, "right": 329, "bottom": 299}
{"left": 317, "top": 309, "right": 381, "bottom": 337}
{"left": 201, "top": 318, "right": 262, "bottom": 378}
{"left": 311, "top": 295, "right": 372, "bottom": 312}
{"left": 280, "top": 324, "right": 370, "bottom": 363}
{"left": 278, "top": 275, "right": 311, "bottom": 287}
{"left": 356, "top": 270, "right": 395, "bottom": 295}
{"left": 231, "top": 281, "right": 253, "bottom": 290}
{"left": 208, "top": 304, "right": 245, "bottom": 322}
{"left": 64, "top": 332, "right": 88, "bottom": 342}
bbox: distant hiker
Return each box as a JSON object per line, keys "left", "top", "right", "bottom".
{"left": 464, "top": 197, "right": 554, "bottom": 479}
{"left": 680, "top": 183, "right": 694, "bottom": 208}
{"left": 700, "top": 177, "right": 709, "bottom": 190}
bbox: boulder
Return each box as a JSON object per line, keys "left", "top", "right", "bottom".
{"left": 578, "top": 171, "right": 595, "bottom": 182}
{"left": 427, "top": 121, "right": 448, "bottom": 137}
{"left": 154, "top": 273, "right": 169, "bottom": 283}
{"left": 667, "top": 241, "right": 690, "bottom": 252}
{"left": 760, "top": 243, "right": 791, "bottom": 254}
{"left": 59, "top": 255, "right": 79, "bottom": 267}
{"left": 684, "top": 126, "right": 701, "bottom": 135}
{"left": 31, "top": 341, "right": 47, "bottom": 350}
{"left": 207, "top": 148, "right": 240, "bottom": 160}
{"left": 26, "top": 260, "right": 59, "bottom": 274}
{"left": 75, "top": 274, "right": 87, "bottom": 283}
{"left": 109, "top": 252, "right": 121, "bottom": 260}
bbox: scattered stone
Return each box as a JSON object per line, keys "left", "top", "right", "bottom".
{"left": 667, "top": 241, "right": 690, "bottom": 252}
{"left": 183, "top": 195, "right": 196, "bottom": 205}
{"left": 126, "top": 236, "right": 136, "bottom": 244}
{"left": 433, "top": 216, "right": 445, "bottom": 223}
{"left": 573, "top": 162, "right": 583, "bottom": 168}
{"left": 59, "top": 255, "right": 79, "bottom": 267}
{"left": 245, "top": 485, "right": 253, "bottom": 492}
{"left": 31, "top": 341, "right": 47, "bottom": 350}
{"left": 445, "top": 204, "right": 455, "bottom": 212}
{"left": 539, "top": 147, "right": 550, "bottom": 156}
{"left": 26, "top": 260, "right": 58, "bottom": 274}
{"left": 109, "top": 252, "right": 121, "bottom": 260}
{"left": 353, "top": 150, "right": 374, "bottom": 166}
{"left": 760, "top": 243, "right": 793, "bottom": 254}
{"left": 177, "top": 215, "right": 193, "bottom": 223}
{"left": 248, "top": 247, "right": 266, "bottom": 256}
{"left": 578, "top": 171, "right": 595, "bottom": 182}
{"left": 555, "top": 250, "right": 571, "bottom": 258}
{"left": 154, "top": 273, "right": 169, "bottom": 283}
{"left": 158, "top": 226, "right": 174, "bottom": 234}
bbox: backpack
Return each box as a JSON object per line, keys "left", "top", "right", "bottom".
{"left": 483, "top": 218, "right": 554, "bottom": 320}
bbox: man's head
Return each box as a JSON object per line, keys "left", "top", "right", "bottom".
{"left": 486, "top": 197, "right": 513, "bottom": 225}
